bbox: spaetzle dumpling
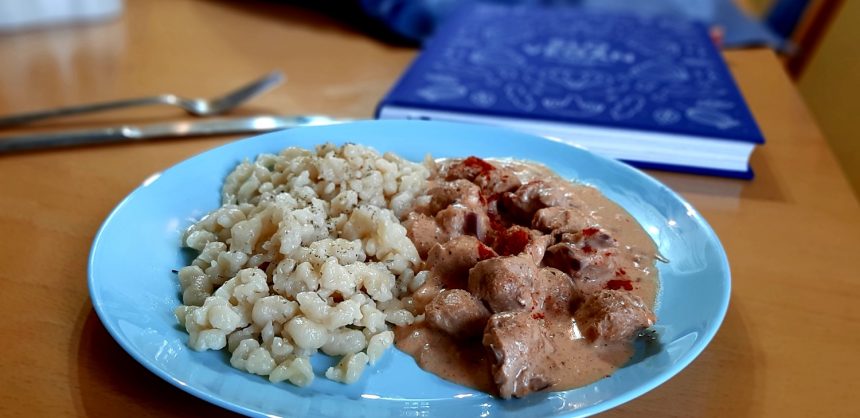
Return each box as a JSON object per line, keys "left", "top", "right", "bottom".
{"left": 175, "top": 143, "right": 432, "bottom": 387}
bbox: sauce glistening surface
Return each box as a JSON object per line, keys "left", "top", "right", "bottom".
{"left": 397, "top": 157, "right": 660, "bottom": 399}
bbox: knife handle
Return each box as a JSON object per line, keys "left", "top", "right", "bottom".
{"left": 0, "top": 127, "right": 132, "bottom": 153}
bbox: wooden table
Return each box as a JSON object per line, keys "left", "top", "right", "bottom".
{"left": 1, "top": 0, "right": 858, "bottom": 416}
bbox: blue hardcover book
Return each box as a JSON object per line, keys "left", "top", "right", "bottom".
{"left": 376, "top": 3, "right": 765, "bottom": 178}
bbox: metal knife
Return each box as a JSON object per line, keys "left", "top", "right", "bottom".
{"left": 0, "top": 115, "right": 345, "bottom": 153}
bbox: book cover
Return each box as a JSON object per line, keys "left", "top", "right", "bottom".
{"left": 376, "top": 3, "right": 765, "bottom": 177}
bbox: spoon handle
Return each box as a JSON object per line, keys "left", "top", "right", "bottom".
{"left": 0, "top": 96, "right": 176, "bottom": 128}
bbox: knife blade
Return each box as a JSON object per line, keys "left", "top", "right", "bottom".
{"left": 0, "top": 115, "right": 345, "bottom": 153}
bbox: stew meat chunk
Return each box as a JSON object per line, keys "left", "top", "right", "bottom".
{"left": 575, "top": 290, "right": 656, "bottom": 342}
{"left": 468, "top": 255, "right": 540, "bottom": 313}
{"left": 483, "top": 312, "right": 558, "bottom": 399}
{"left": 427, "top": 235, "right": 496, "bottom": 289}
{"left": 425, "top": 289, "right": 491, "bottom": 338}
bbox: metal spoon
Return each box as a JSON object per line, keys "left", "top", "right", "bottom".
{"left": 0, "top": 71, "right": 285, "bottom": 128}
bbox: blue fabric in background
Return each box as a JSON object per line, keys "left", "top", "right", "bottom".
{"left": 360, "top": 0, "right": 787, "bottom": 50}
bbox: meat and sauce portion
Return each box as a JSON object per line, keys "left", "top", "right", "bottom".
{"left": 396, "top": 156, "right": 660, "bottom": 399}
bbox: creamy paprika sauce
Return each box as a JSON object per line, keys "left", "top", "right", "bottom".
{"left": 395, "top": 158, "right": 660, "bottom": 397}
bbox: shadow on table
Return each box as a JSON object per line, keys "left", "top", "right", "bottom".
{"left": 69, "top": 302, "right": 238, "bottom": 417}
{"left": 650, "top": 148, "right": 787, "bottom": 207}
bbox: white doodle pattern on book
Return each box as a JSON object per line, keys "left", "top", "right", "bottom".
{"left": 406, "top": 6, "right": 752, "bottom": 134}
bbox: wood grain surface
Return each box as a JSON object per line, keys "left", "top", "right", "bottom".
{"left": 0, "top": 0, "right": 857, "bottom": 417}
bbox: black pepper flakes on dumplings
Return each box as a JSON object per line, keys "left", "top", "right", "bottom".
{"left": 174, "top": 143, "right": 432, "bottom": 386}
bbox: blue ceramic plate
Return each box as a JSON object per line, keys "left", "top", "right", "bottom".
{"left": 89, "top": 120, "right": 730, "bottom": 417}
